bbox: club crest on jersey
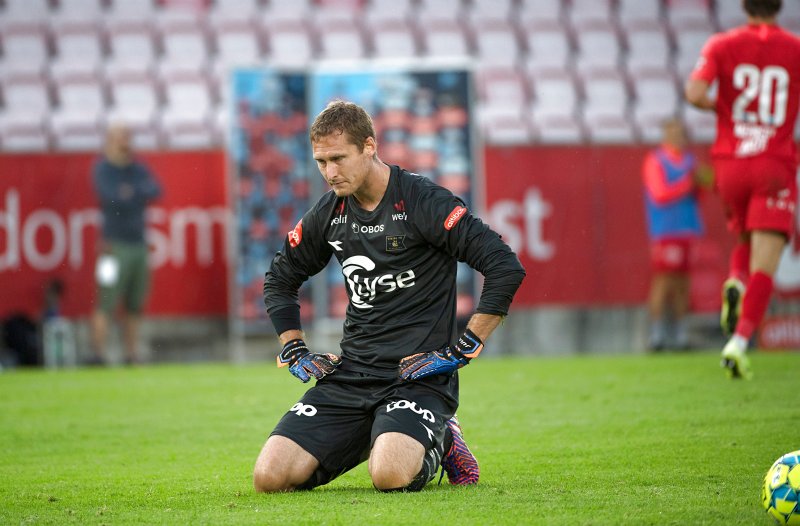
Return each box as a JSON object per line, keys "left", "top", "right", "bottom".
{"left": 288, "top": 219, "right": 302, "bottom": 248}
{"left": 386, "top": 235, "right": 406, "bottom": 252}
{"left": 444, "top": 206, "right": 467, "bottom": 231}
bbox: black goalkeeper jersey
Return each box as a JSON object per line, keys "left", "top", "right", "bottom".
{"left": 264, "top": 165, "right": 525, "bottom": 375}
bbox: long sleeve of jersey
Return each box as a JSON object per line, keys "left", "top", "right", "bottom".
{"left": 642, "top": 152, "right": 694, "bottom": 205}
{"left": 413, "top": 183, "right": 526, "bottom": 316}
{"left": 263, "top": 204, "right": 333, "bottom": 334}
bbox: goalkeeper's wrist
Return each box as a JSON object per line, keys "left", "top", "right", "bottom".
{"left": 277, "top": 338, "right": 308, "bottom": 367}
{"left": 455, "top": 328, "right": 484, "bottom": 360}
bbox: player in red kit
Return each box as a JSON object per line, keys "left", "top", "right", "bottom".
{"left": 685, "top": 0, "right": 800, "bottom": 379}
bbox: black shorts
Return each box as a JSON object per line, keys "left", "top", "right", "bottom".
{"left": 270, "top": 361, "right": 459, "bottom": 488}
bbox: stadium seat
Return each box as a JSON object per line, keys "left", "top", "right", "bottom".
{"left": 317, "top": 22, "right": 367, "bottom": 60}
{"left": 573, "top": 22, "right": 623, "bottom": 77}
{"left": 472, "top": 21, "right": 521, "bottom": 71}
{"left": 49, "top": 23, "right": 105, "bottom": 82}
{"left": 105, "top": 0, "right": 158, "bottom": 25}
{"left": 312, "top": 4, "right": 361, "bottom": 28}
{"left": 673, "top": 26, "right": 713, "bottom": 80}
{"left": 364, "top": 0, "right": 413, "bottom": 26}
{"left": 208, "top": 0, "right": 261, "bottom": 23}
{"left": 665, "top": 0, "right": 713, "bottom": 29}
{"left": 105, "top": 22, "right": 158, "bottom": 78}
{"left": 211, "top": 19, "right": 262, "bottom": 85}
{"left": 157, "top": 13, "right": 210, "bottom": 77}
{"left": 532, "top": 114, "right": 584, "bottom": 144}
{"left": 416, "top": 0, "right": 465, "bottom": 25}
{"left": 261, "top": 0, "right": 313, "bottom": 28}
{"left": 482, "top": 115, "right": 533, "bottom": 145}
{"left": 420, "top": 20, "right": 471, "bottom": 58}
{"left": 624, "top": 23, "right": 673, "bottom": 77}
{"left": 50, "top": 0, "right": 106, "bottom": 27}
{"left": 467, "top": 0, "right": 514, "bottom": 26}
{"left": 159, "top": 73, "right": 215, "bottom": 149}
{"left": 682, "top": 103, "right": 716, "bottom": 143}
{"left": 617, "top": 0, "right": 662, "bottom": 27}
{"left": 0, "top": 76, "right": 52, "bottom": 151}
{"left": 0, "top": 0, "right": 50, "bottom": 28}
{"left": 266, "top": 23, "right": 315, "bottom": 66}
{"left": 568, "top": 0, "right": 613, "bottom": 26}
{"left": 0, "top": 27, "right": 50, "bottom": 78}
{"left": 517, "top": 0, "right": 562, "bottom": 27}
{"left": 529, "top": 71, "right": 579, "bottom": 124}
{"left": 584, "top": 114, "right": 636, "bottom": 143}
{"left": 632, "top": 73, "right": 681, "bottom": 142}
{"left": 50, "top": 76, "right": 107, "bottom": 150}
{"left": 581, "top": 71, "right": 630, "bottom": 123}
{"left": 477, "top": 70, "right": 528, "bottom": 112}
{"left": 715, "top": 1, "right": 746, "bottom": 30}
{"left": 107, "top": 73, "right": 161, "bottom": 134}
{"left": 522, "top": 23, "right": 572, "bottom": 77}
{"left": 370, "top": 22, "right": 419, "bottom": 59}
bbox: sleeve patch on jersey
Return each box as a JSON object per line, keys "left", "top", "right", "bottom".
{"left": 444, "top": 206, "right": 467, "bottom": 231}
{"left": 288, "top": 219, "right": 303, "bottom": 248}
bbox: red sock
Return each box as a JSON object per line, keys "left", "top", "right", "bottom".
{"left": 729, "top": 242, "right": 751, "bottom": 285}
{"left": 735, "top": 271, "right": 773, "bottom": 340}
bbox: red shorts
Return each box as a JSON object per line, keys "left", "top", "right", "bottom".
{"left": 714, "top": 157, "right": 798, "bottom": 237}
{"left": 650, "top": 238, "right": 692, "bottom": 273}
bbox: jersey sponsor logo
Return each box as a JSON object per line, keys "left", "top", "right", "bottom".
{"left": 288, "top": 219, "right": 302, "bottom": 248}
{"left": 351, "top": 222, "right": 385, "bottom": 234}
{"left": 444, "top": 206, "right": 467, "bottom": 230}
{"left": 391, "top": 211, "right": 407, "bottom": 221}
{"left": 385, "top": 235, "right": 406, "bottom": 252}
{"left": 290, "top": 402, "right": 317, "bottom": 417}
{"left": 341, "top": 255, "right": 415, "bottom": 309}
{"left": 393, "top": 200, "right": 405, "bottom": 212}
{"left": 386, "top": 399, "right": 435, "bottom": 423}
{"left": 330, "top": 214, "right": 347, "bottom": 226}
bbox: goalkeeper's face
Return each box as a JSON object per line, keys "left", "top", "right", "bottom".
{"left": 313, "top": 131, "right": 377, "bottom": 198}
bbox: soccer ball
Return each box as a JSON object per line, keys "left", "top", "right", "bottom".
{"left": 763, "top": 451, "right": 800, "bottom": 525}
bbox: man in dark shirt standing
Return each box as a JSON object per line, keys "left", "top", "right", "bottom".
{"left": 254, "top": 101, "right": 525, "bottom": 492}
{"left": 90, "top": 125, "right": 161, "bottom": 365}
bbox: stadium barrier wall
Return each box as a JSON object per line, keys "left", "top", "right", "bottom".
{"left": 2, "top": 147, "right": 798, "bottom": 356}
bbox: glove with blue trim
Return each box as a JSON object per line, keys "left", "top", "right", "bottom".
{"left": 277, "top": 339, "right": 342, "bottom": 383}
{"left": 398, "top": 329, "right": 484, "bottom": 381}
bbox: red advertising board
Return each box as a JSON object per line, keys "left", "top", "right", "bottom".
{"left": 0, "top": 152, "right": 229, "bottom": 319}
{"left": 483, "top": 146, "right": 734, "bottom": 310}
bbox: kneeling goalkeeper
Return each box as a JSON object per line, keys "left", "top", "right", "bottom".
{"left": 254, "top": 101, "right": 526, "bottom": 492}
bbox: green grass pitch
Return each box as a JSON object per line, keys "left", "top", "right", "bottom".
{"left": 1, "top": 351, "right": 798, "bottom": 525}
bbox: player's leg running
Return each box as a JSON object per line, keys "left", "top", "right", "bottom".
{"left": 720, "top": 231, "right": 786, "bottom": 380}
{"left": 440, "top": 415, "right": 479, "bottom": 485}
{"left": 720, "top": 277, "right": 745, "bottom": 338}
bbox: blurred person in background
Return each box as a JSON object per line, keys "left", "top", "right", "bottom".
{"left": 254, "top": 101, "right": 525, "bottom": 493}
{"left": 686, "top": 0, "right": 800, "bottom": 379}
{"left": 89, "top": 125, "right": 162, "bottom": 366}
{"left": 642, "top": 118, "right": 707, "bottom": 351}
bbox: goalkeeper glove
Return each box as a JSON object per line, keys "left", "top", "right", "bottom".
{"left": 398, "top": 329, "right": 484, "bottom": 381}
{"left": 277, "top": 339, "right": 342, "bottom": 383}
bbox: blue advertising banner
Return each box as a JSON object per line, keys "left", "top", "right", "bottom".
{"left": 229, "top": 68, "right": 311, "bottom": 332}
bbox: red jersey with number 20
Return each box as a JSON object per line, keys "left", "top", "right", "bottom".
{"left": 690, "top": 23, "right": 800, "bottom": 163}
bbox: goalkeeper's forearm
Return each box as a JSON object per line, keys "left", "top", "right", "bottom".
{"left": 465, "top": 313, "right": 503, "bottom": 343}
